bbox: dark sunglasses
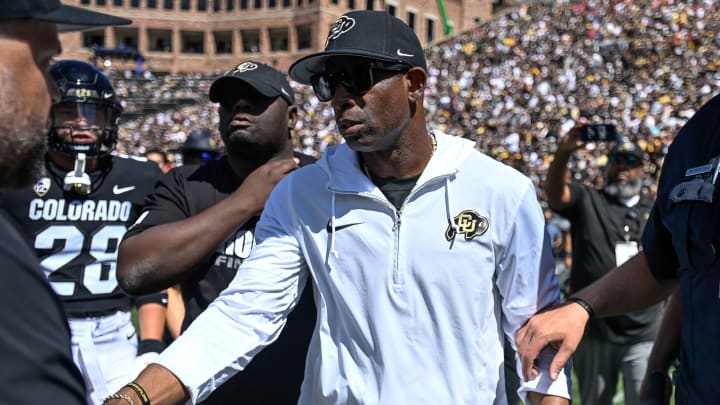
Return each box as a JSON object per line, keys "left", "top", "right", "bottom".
{"left": 310, "top": 61, "right": 410, "bottom": 102}
{"left": 609, "top": 154, "right": 641, "bottom": 166}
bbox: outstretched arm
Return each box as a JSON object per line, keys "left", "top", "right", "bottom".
{"left": 118, "top": 158, "right": 299, "bottom": 295}
{"left": 546, "top": 124, "right": 584, "bottom": 210}
{"left": 515, "top": 251, "right": 678, "bottom": 381}
{"left": 104, "top": 364, "right": 188, "bottom": 405}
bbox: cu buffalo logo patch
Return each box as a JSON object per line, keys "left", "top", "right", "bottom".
{"left": 232, "top": 61, "right": 258, "bottom": 73}
{"left": 325, "top": 16, "right": 355, "bottom": 47}
{"left": 33, "top": 177, "right": 52, "bottom": 197}
{"left": 445, "top": 210, "right": 489, "bottom": 241}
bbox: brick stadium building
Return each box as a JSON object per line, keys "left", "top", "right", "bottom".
{"left": 58, "top": 0, "right": 500, "bottom": 74}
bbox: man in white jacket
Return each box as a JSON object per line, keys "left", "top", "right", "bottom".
{"left": 107, "top": 10, "right": 571, "bottom": 405}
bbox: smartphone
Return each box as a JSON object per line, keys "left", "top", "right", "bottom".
{"left": 580, "top": 123, "right": 618, "bottom": 142}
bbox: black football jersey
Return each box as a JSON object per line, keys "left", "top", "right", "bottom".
{"left": 0, "top": 155, "right": 161, "bottom": 316}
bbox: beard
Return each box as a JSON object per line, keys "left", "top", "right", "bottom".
{"left": 0, "top": 67, "right": 48, "bottom": 189}
{"left": 604, "top": 176, "right": 643, "bottom": 198}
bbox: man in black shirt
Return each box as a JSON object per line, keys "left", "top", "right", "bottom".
{"left": 0, "top": 1, "right": 130, "bottom": 403}
{"left": 545, "top": 125, "right": 662, "bottom": 405}
{"left": 118, "top": 61, "right": 316, "bottom": 404}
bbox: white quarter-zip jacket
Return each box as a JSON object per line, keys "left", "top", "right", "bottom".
{"left": 157, "top": 131, "right": 571, "bottom": 404}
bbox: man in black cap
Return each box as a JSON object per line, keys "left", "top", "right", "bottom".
{"left": 116, "top": 60, "right": 316, "bottom": 405}
{"left": 542, "top": 123, "right": 661, "bottom": 405}
{"left": 518, "top": 96, "right": 720, "bottom": 405}
{"left": 176, "top": 128, "right": 221, "bottom": 166}
{"left": 0, "top": 1, "right": 129, "bottom": 404}
{"left": 108, "top": 11, "right": 569, "bottom": 405}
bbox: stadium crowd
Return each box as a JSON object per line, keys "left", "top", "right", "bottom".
{"left": 109, "top": 0, "right": 720, "bottom": 199}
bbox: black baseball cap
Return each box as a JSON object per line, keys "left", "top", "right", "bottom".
{"left": 609, "top": 141, "right": 645, "bottom": 161}
{"left": 174, "top": 128, "right": 218, "bottom": 153}
{"left": 289, "top": 10, "right": 427, "bottom": 85}
{"left": 0, "top": 0, "right": 131, "bottom": 33}
{"left": 209, "top": 61, "right": 295, "bottom": 105}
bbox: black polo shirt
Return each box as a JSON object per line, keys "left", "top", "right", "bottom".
{"left": 556, "top": 182, "right": 662, "bottom": 344}
{"left": 642, "top": 93, "right": 720, "bottom": 404}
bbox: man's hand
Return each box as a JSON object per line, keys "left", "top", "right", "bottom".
{"left": 639, "top": 370, "right": 672, "bottom": 404}
{"left": 515, "top": 301, "right": 590, "bottom": 381}
{"left": 233, "top": 157, "right": 300, "bottom": 216}
{"left": 556, "top": 123, "right": 586, "bottom": 155}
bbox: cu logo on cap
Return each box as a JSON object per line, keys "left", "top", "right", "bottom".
{"left": 325, "top": 16, "right": 355, "bottom": 47}
{"left": 233, "top": 62, "right": 258, "bottom": 73}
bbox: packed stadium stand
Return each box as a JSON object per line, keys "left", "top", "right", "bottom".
{"left": 108, "top": 0, "right": 719, "bottom": 203}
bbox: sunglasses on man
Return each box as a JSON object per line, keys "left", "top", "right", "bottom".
{"left": 609, "top": 154, "right": 642, "bottom": 166}
{"left": 310, "top": 60, "right": 411, "bottom": 102}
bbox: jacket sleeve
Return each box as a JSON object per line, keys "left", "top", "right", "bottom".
{"left": 495, "top": 182, "right": 571, "bottom": 401}
{"left": 154, "top": 182, "right": 309, "bottom": 403}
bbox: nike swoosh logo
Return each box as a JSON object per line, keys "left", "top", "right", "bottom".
{"left": 126, "top": 330, "right": 136, "bottom": 340}
{"left": 396, "top": 49, "right": 414, "bottom": 57}
{"left": 326, "top": 221, "right": 363, "bottom": 233}
{"left": 113, "top": 185, "right": 136, "bottom": 194}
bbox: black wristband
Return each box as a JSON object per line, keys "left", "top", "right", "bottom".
{"left": 567, "top": 296, "right": 595, "bottom": 320}
{"left": 137, "top": 339, "right": 165, "bottom": 355}
{"left": 125, "top": 382, "right": 151, "bottom": 405}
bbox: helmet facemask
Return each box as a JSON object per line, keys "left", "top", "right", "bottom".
{"left": 49, "top": 99, "right": 121, "bottom": 159}
{"left": 48, "top": 60, "right": 123, "bottom": 195}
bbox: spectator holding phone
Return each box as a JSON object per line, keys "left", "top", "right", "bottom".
{"left": 545, "top": 123, "right": 663, "bottom": 405}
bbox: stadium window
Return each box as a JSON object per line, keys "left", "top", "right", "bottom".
{"left": 147, "top": 0, "right": 157, "bottom": 7}
{"left": 115, "top": 27, "right": 139, "bottom": 50}
{"left": 407, "top": 11, "right": 415, "bottom": 31}
{"left": 83, "top": 30, "right": 105, "bottom": 47}
{"left": 226, "top": 0, "right": 234, "bottom": 10}
{"left": 269, "top": 27, "right": 288, "bottom": 52}
{"left": 214, "top": 31, "right": 232, "bottom": 54}
{"left": 164, "top": 0, "right": 174, "bottom": 9}
{"left": 97, "top": 0, "right": 106, "bottom": 5}
{"left": 296, "top": 24, "right": 311, "bottom": 50}
{"left": 198, "top": 0, "right": 207, "bottom": 10}
{"left": 130, "top": 0, "right": 140, "bottom": 7}
{"left": 254, "top": 0, "right": 262, "bottom": 8}
{"left": 268, "top": 0, "right": 276, "bottom": 8}
{"left": 113, "top": 0, "right": 123, "bottom": 6}
{"left": 213, "top": 0, "right": 220, "bottom": 11}
{"left": 386, "top": 4, "right": 395, "bottom": 16}
{"left": 148, "top": 29, "right": 172, "bottom": 52}
{"left": 240, "top": 0, "right": 247, "bottom": 9}
{"left": 81, "top": 0, "right": 90, "bottom": 4}
{"left": 181, "top": 31, "right": 205, "bottom": 53}
{"left": 425, "top": 18, "right": 434, "bottom": 43}
{"left": 297, "top": 0, "right": 303, "bottom": 6}
{"left": 365, "top": 0, "right": 372, "bottom": 10}
{"left": 283, "top": 0, "right": 290, "bottom": 7}
{"left": 241, "top": 29, "right": 260, "bottom": 53}
{"left": 331, "top": 0, "right": 337, "bottom": 4}
{"left": 348, "top": 0, "right": 354, "bottom": 9}
{"left": 181, "top": 0, "right": 190, "bottom": 11}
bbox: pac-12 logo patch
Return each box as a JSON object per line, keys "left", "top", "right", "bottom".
{"left": 325, "top": 16, "right": 355, "bottom": 47}
{"left": 33, "top": 177, "right": 52, "bottom": 197}
{"left": 445, "top": 210, "right": 489, "bottom": 241}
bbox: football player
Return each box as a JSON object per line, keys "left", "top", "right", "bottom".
{"left": 0, "top": 60, "right": 167, "bottom": 405}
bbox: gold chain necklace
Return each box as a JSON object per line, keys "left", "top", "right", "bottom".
{"left": 362, "top": 132, "right": 437, "bottom": 179}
